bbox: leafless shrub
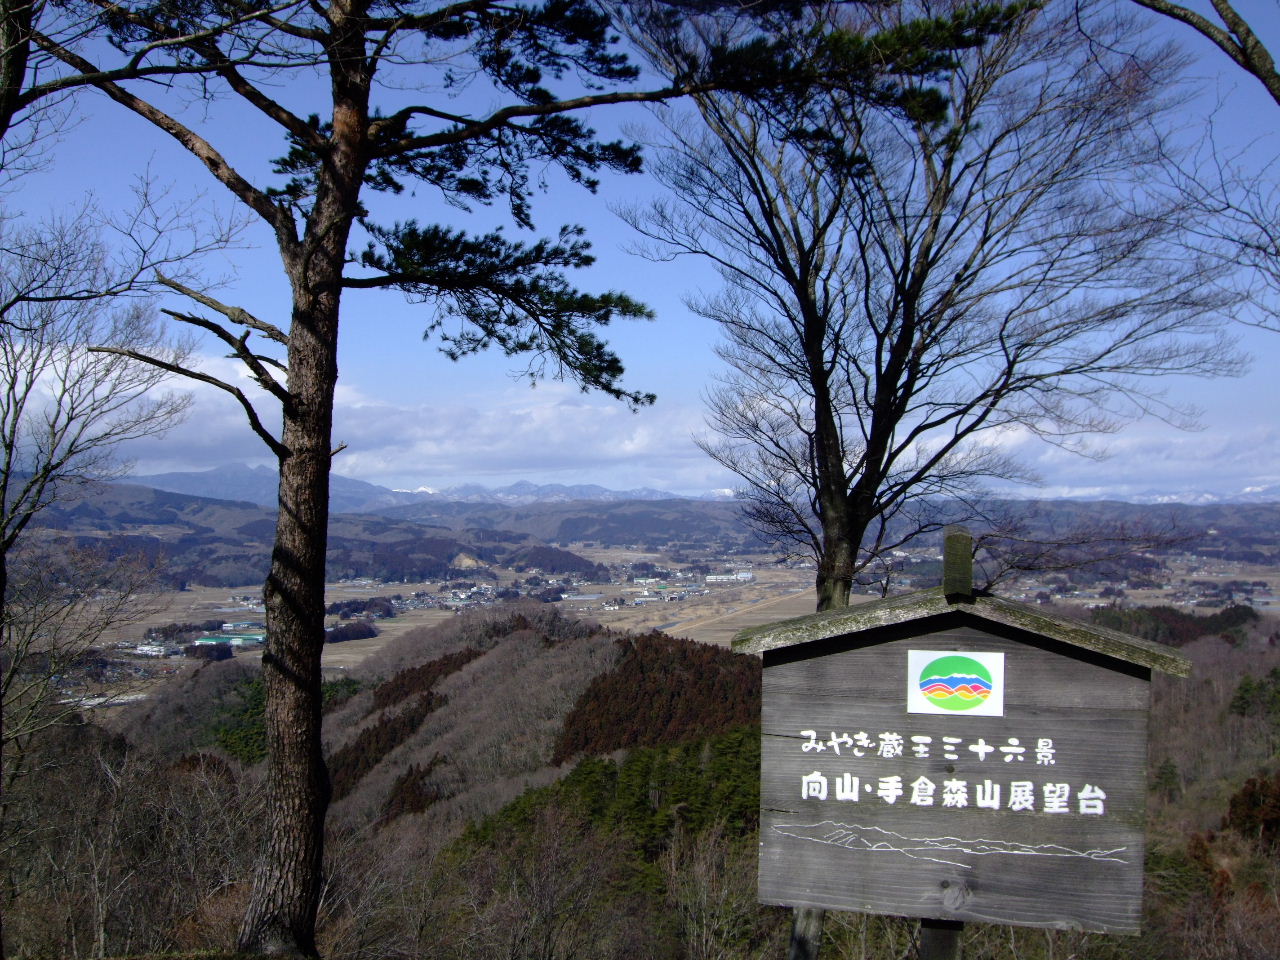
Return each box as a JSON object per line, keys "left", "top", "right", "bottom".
{"left": 1149, "top": 626, "right": 1280, "bottom": 831}
{"left": 662, "top": 821, "right": 783, "bottom": 960}
{"left": 437, "top": 804, "right": 630, "bottom": 960}
{"left": 2, "top": 726, "right": 263, "bottom": 956}
{"left": 317, "top": 825, "right": 453, "bottom": 960}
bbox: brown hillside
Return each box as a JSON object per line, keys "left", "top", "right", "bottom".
{"left": 551, "top": 631, "right": 760, "bottom": 764}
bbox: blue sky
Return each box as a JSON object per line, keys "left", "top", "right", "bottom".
{"left": 14, "top": 2, "right": 1280, "bottom": 499}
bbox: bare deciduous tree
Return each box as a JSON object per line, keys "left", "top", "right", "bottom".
{"left": 1119, "top": 1, "right": 1280, "bottom": 333}
{"left": 1, "top": 547, "right": 156, "bottom": 788}
{"left": 0, "top": 207, "right": 198, "bottom": 584}
{"left": 3, "top": 735, "right": 264, "bottom": 957}
{"left": 0, "top": 85, "right": 242, "bottom": 945}
{"left": 631, "top": 0, "right": 1243, "bottom": 612}
{"left": 0, "top": 196, "right": 212, "bottom": 956}
{"left": 662, "top": 822, "right": 772, "bottom": 960}
{"left": 1140, "top": 116, "right": 1280, "bottom": 335}
{"left": 450, "top": 805, "right": 618, "bottom": 960}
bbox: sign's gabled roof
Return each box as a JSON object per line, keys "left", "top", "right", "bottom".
{"left": 731, "top": 586, "right": 1191, "bottom": 677}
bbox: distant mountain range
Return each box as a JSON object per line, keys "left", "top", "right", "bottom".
{"left": 129, "top": 464, "right": 1280, "bottom": 511}
{"left": 396, "top": 479, "right": 714, "bottom": 505}
{"left": 29, "top": 480, "right": 620, "bottom": 587}
{"left": 27, "top": 474, "right": 1280, "bottom": 587}
{"left": 1003, "top": 486, "right": 1280, "bottom": 506}
{"left": 127, "top": 464, "right": 722, "bottom": 513}
{"left": 127, "top": 464, "right": 411, "bottom": 513}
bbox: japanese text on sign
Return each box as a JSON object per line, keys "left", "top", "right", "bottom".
{"left": 799, "top": 729, "right": 1058, "bottom": 763}
{"left": 797, "top": 771, "right": 1107, "bottom": 815}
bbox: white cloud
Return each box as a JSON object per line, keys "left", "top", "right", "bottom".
{"left": 115, "top": 352, "right": 280, "bottom": 474}
{"left": 119, "top": 365, "right": 736, "bottom": 494}
{"left": 331, "top": 382, "right": 728, "bottom": 492}
{"left": 116, "top": 350, "right": 1280, "bottom": 501}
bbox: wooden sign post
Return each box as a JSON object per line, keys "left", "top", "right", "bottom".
{"left": 734, "top": 530, "right": 1188, "bottom": 954}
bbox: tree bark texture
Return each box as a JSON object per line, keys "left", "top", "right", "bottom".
{"left": 1131, "top": 0, "right": 1280, "bottom": 107}
{"left": 235, "top": 298, "right": 338, "bottom": 957}
{"left": 815, "top": 543, "right": 854, "bottom": 612}
{"left": 0, "top": 0, "right": 33, "bottom": 141}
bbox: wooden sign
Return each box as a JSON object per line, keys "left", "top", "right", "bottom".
{"left": 735, "top": 538, "right": 1189, "bottom": 935}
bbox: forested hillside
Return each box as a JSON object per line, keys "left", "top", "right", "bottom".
{"left": 5, "top": 605, "right": 1280, "bottom": 958}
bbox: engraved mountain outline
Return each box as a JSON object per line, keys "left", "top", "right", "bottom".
{"left": 772, "top": 820, "right": 1129, "bottom": 869}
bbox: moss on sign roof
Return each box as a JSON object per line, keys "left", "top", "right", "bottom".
{"left": 731, "top": 586, "right": 1190, "bottom": 678}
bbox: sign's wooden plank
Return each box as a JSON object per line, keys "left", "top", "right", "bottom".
{"left": 758, "top": 626, "right": 1149, "bottom": 933}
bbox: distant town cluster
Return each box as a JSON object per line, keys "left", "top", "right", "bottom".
{"left": 46, "top": 536, "right": 1275, "bottom": 719}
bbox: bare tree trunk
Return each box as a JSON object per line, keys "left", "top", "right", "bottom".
{"left": 815, "top": 546, "right": 853, "bottom": 612}
{"left": 0, "top": 0, "right": 33, "bottom": 141}
{"left": 807, "top": 291, "right": 857, "bottom": 618}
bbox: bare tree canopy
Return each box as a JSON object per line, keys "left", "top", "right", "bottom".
{"left": 1157, "top": 128, "right": 1280, "bottom": 333}
{"left": 1121, "top": 0, "right": 1280, "bottom": 333}
{"left": 0, "top": 189, "right": 226, "bottom": 560}
{"left": 1, "top": 546, "right": 160, "bottom": 788}
{"left": 630, "top": 0, "right": 1244, "bottom": 611}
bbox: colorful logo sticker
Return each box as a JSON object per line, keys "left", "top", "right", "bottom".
{"left": 906, "top": 650, "right": 1005, "bottom": 717}
{"left": 919, "top": 655, "right": 992, "bottom": 711}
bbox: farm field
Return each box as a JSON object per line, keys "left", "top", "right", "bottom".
{"left": 578, "top": 573, "right": 838, "bottom": 645}
{"left": 552, "top": 546, "right": 830, "bottom": 643}
{"left": 113, "top": 558, "right": 834, "bottom": 677}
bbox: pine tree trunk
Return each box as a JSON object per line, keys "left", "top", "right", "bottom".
{"left": 236, "top": 25, "right": 367, "bottom": 950}
{"left": 236, "top": 287, "right": 341, "bottom": 957}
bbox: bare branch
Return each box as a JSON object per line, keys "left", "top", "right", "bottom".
{"left": 31, "top": 34, "right": 297, "bottom": 248}
{"left": 158, "top": 308, "right": 290, "bottom": 404}
{"left": 154, "top": 272, "right": 288, "bottom": 344}
{"left": 1129, "top": 0, "right": 1280, "bottom": 107}
{"left": 88, "top": 344, "right": 288, "bottom": 460}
